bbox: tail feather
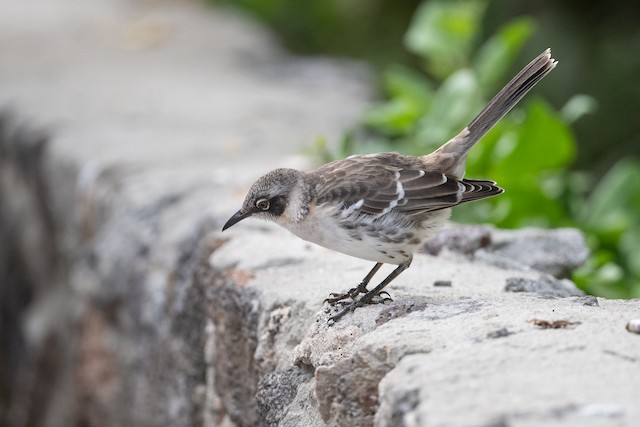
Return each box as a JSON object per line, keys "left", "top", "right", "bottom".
{"left": 466, "top": 48, "right": 557, "bottom": 144}
{"left": 423, "top": 48, "right": 557, "bottom": 179}
{"left": 459, "top": 179, "right": 503, "bottom": 204}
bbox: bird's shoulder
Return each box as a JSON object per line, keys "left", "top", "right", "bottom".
{"left": 313, "top": 153, "right": 423, "bottom": 197}
{"left": 313, "top": 152, "right": 427, "bottom": 183}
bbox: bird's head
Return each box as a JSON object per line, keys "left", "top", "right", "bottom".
{"left": 222, "top": 168, "right": 307, "bottom": 230}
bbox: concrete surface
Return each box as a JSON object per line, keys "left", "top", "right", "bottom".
{"left": 1, "top": 0, "right": 639, "bottom": 427}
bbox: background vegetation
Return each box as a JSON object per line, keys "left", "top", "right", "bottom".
{"left": 215, "top": 0, "right": 640, "bottom": 298}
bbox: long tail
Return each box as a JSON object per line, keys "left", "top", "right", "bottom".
{"left": 424, "top": 48, "right": 557, "bottom": 178}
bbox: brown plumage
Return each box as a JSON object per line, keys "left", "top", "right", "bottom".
{"left": 315, "top": 153, "right": 502, "bottom": 216}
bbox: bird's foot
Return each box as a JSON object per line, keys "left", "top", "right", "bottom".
{"left": 375, "top": 291, "right": 393, "bottom": 302}
{"left": 328, "top": 290, "right": 393, "bottom": 322}
{"left": 324, "top": 281, "right": 369, "bottom": 304}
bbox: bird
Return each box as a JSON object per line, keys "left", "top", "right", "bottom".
{"left": 223, "top": 48, "right": 557, "bottom": 321}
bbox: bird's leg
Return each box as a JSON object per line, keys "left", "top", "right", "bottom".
{"left": 324, "top": 263, "right": 383, "bottom": 304}
{"left": 329, "top": 259, "right": 412, "bottom": 322}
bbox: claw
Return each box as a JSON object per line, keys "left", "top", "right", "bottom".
{"left": 324, "top": 282, "right": 369, "bottom": 305}
{"left": 328, "top": 290, "right": 394, "bottom": 321}
{"left": 324, "top": 292, "right": 350, "bottom": 304}
{"left": 377, "top": 291, "right": 392, "bottom": 301}
{"left": 366, "top": 290, "right": 393, "bottom": 305}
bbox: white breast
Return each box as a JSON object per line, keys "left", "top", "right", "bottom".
{"left": 277, "top": 204, "right": 451, "bottom": 265}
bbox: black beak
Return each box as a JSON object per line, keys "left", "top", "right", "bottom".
{"left": 222, "top": 210, "right": 251, "bottom": 231}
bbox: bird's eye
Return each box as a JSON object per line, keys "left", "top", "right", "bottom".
{"left": 256, "top": 198, "right": 270, "bottom": 211}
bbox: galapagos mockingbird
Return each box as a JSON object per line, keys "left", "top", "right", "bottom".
{"left": 223, "top": 49, "right": 557, "bottom": 321}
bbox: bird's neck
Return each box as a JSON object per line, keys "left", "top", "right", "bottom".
{"left": 281, "top": 172, "right": 316, "bottom": 224}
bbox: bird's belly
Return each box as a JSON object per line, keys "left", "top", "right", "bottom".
{"left": 283, "top": 207, "right": 450, "bottom": 265}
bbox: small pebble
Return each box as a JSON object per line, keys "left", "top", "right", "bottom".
{"left": 528, "top": 319, "right": 581, "bottom": 329}
{"left": 433, "top": 280, "right": 452, "bottom": 287}
{"left": 575, "top": 296, "right": 599, "bottom": 306}
{"left": 487, "top": 328, "right": 513, "bottom": 339}
{"left": 626, "top": 319, "right": 640, "bottom": 334}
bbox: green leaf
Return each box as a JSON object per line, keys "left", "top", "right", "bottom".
{"left": 415, "top": 69, "right": 482, "bottom": 150}
{"left": 464, "top": 119, "right": 511, "bottom": 176}
{"left": 383, "top": 65, "right": 434, "bottom": 103}
{"left": 474, "top": 17, "right": 536, "bottom": 89}
{"left": 493, "top": 99, "right": 576, "bottom": 176}
{"left": 404, "top": 0, "right": 486, "bottom": 78}
{"left": 363, "top": 100, "right": 421, "bottom": 135}
{"left": 497, "top": 179, "right": 567, "bottom": 227}
{"left": 362, "top": 66, "right": 434, "bottom": 136}
{"left": 560, "top": 94, "right": 598, "bottom": 124}
{"left": 620, "top": 226, "right": 640, "bottom": 278}
{"left": 581, "top": 158, "right": 640, "bottom": 234}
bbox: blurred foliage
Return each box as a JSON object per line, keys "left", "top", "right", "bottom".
{"left": 213, "top": 0, "right": 422, "bottom": 66}
{"left": 217, "top": 0, "right": 640, "bottom": 171}
{"left": 218, "top": 0, "right": 640, "bottom": 298}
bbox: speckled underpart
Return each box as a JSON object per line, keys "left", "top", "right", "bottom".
{"left": 285, "top": 198, "right": 452, "bottom": 264}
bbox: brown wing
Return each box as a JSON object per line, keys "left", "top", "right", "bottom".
{"left": 314, "top": 153, "right": 502, "bottom": 217}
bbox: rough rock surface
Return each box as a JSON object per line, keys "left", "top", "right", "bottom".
{"left": 212, "top": 224, "right": 640, "bottom": 427}
{"left": 423, "top": 224, "right": 589, "bottom": 278}
{"left": 2, "top": 1, "right": 640, "bottom": 427}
